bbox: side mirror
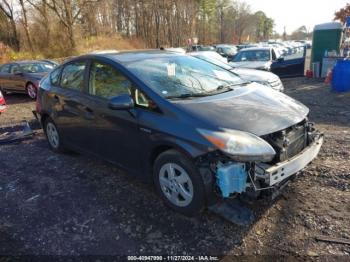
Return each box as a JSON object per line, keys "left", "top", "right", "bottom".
{"left": 277, "top": 57, "right": 284, "bottom": 63}
{"left": 108, "top": 94, "right": 134, "bottom": 110}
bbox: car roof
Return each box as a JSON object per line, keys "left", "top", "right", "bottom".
{"left": 71, "top": 50, "right": 188, "bottom": 64}
{"left": 239, "top": 47, "right": 272, "bottom": 52}
{"left": 216, "top": 44, "right": 236, "bottom": 47}
{"left": 5, "top": 60, "right": 48, "bottom": 65}
{"left": 189, "top": 51, "right": 217, "bottom": 56}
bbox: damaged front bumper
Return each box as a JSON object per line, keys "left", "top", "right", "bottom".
{"left": 257, "top": 133, "right": 324, "bottom": 186}
{"left": 204, "top": 129, "right": 324, "bottom": 200}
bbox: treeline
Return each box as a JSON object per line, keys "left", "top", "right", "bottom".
{"left": 0, "top": 0, "right": 275, "bottom": 57}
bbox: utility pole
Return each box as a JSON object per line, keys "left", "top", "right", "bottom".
{"left": 283, "top": 26, "right": 287, "bottom": 41}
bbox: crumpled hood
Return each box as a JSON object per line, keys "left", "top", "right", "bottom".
{"left": 173, "top": 83, "right": 309, "bottom": 136}
{"left": 229, "top": 61, "right": 271, "bottom": 70}
{"left": 231, "top": 68, "right": 279, "bottom": 82}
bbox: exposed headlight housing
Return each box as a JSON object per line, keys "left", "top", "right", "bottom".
{"left": 198, "top": 128, "right": 276, "bottom": 162}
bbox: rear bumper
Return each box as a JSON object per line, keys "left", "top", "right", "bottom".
{"left": 265, "top": 134, "right": 323, "bottom": 186}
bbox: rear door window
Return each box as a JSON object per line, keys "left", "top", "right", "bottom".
{"left": 88, "top": 61, "right": 132, "bottom": 99}
{"left": 60, "top": 61, "right": 86, "bottom": 91}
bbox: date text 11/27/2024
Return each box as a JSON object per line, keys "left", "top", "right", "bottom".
{"left": 127, "top": 255, "right": 219, "bottom": 261}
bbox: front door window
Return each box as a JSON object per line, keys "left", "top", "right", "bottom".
{"left": 88, "top": 61, "right": 132, "bottom": 99}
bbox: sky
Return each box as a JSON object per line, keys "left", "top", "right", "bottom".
{"left": 244, "top": 0, "right": 349, "bottom": 34}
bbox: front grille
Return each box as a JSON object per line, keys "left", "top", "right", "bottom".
{"left": 263, "top": 121, "right": 308, "bottom": 163}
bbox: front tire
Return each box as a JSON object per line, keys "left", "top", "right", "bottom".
{"left": 153, "top": 150, "right": 206, "bottom": 216}
{"left": 44, "top": 118, "right": 65, "bottom": 153}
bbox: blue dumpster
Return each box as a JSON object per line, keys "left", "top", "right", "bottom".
{"left": 332, "top": 60, "right": 350, "bottom": 92}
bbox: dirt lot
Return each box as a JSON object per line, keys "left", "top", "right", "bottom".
{"left": 0, "top": 78, "right": 349, "bottom": 258}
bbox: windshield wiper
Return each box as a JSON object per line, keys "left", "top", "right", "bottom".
{"left": 166, "top": 93, "right": 209, "bottom": 100}
{"left": 167, "top": 81, "right": 252, "bottom": 100}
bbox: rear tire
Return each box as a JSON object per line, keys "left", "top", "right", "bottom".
{"left": 153, "top": 150, "right": 206, "bottom": 216}
{"left": 26, "top": 83, "right": 37, "bottom": 99}
{"left": 44, "top": 117, "right": 65, "bottom": 153}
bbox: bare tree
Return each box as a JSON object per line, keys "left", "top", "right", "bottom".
{"left": 44, "top": 0, "right": 99, "bottom": 49}
{"left": 0, "top": 0, "right": 20, "bottom": 50}
{"left": 0, "top": 0, "right": 276, "bottom": 56}
{"left": 26, "top": 0, "right": 52, "bottom": 47}
{"left": 19, "top": 0, "right": 34, "bottom": 51}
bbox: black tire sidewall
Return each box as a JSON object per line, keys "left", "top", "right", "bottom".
{"left": 153, "top": 150, "right": 206, "bottom": 216}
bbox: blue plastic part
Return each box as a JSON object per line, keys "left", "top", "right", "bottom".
{"left": 332, "top": 60, "right": 350, "bottom": 92}
{"left": 347, "top": 16, "right": 350, "bottom": 27}
{"left": 216, "top": 163, "right": 248, "bottom": 197}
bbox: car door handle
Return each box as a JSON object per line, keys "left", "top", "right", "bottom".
{"left": 84, "top": 107, "right": 94, "bottom": 120}
{"left": 85, "top": 107, "right": 93, "bottom": 113}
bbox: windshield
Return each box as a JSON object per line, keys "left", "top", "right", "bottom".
{"left": 20, "top": 63, "right": 54, "bottom": 73}
{"left": 233, "top": 50, "right": 271, "bottom": 62}
{"left": 126, "top": 55, "right": 242, "bottom": 99}
{"left": 222, "top": 47, "right": 237, "bottom": 54}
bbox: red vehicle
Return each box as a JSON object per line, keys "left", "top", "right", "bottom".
{"left": 0, "top": 90, "right": 7, "bottom": 114}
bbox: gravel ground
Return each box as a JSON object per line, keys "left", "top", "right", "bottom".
{"left": 0, "top": 78, "right": 349, "bottom": 258}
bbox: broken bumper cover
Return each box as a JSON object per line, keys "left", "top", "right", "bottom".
{"left": 265, "top": 134, "right": 324, "bottom": 186}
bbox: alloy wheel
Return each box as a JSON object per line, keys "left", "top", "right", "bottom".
{"left": 27, "top": 84, "right": 37, "bottom": 99}
{"left": 159, "top": 163, "right": 194, "bottom": 207}
{"left": 46, "top": 122, "right": 60, "bottom": 149}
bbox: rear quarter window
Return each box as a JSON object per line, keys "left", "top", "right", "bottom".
{"left": 60, "top": 61, "right": 86, "bottom": 91}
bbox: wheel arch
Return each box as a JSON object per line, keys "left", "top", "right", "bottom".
{"left": 25, "top": 81, "right": 35, "bottom": 88}
{"left": 40, "top": 112, "right": 50, "bottom": 127}
{"left": 149, "top": 140, "right": 208, "bottom": 172}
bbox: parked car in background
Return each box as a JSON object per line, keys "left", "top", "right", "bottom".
{"left": 189, "top": 51, "right": 284, "bottom": 92}
{"left": 190, "top": 45, "right": 215, "bottom": 52}
{"left": 40, "top": 59, "right": 60, "bottom": 67}
{"left": 0, "top": 61, "right": 55, "bottom": 99}
{"left": 230, "top": 47, "right": 281, "bottom": 71}
{"left": 236, "top": 44, "right": 259, "bottom": 51}
{"left": 36, "top": 50, "right": 323, "bottom": 216}
{"left": 231, "top": 46, "right": 306, "bottom": 78}
{"left": 215, "top": 44, "right": 238, "bottom": 62}
{"left": 0, "top": 90, "right": 7, "bottom": 114}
